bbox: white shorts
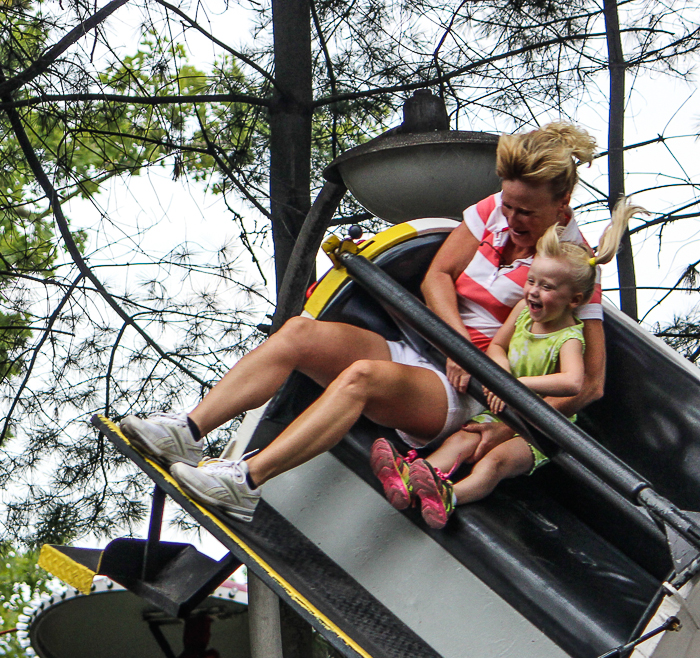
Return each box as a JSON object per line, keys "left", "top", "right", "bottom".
{"left": 386, "top": 340, "right": 484, "bottom": 448}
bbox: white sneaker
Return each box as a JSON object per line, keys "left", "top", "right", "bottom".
{"left": 170, "top": 458, "right": 261, "bottom": 523}
{"left": 120, "top": 412, "right": 202, "bottom": 466}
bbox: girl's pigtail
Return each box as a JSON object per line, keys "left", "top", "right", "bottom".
{"left": 534, "top": 199, "right": 646, "bottom": 304}
{"left": 593, "top": 198, "right": 647, "bottom": 266}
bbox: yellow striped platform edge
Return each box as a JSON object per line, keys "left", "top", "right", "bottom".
{"left": 38, "top": 545, "right": 98, "bottom": 595}
{"left": 94, "top": 415, "right": 373, "bottom": 658}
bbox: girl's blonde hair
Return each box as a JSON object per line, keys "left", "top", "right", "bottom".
{"left": 536, "top": 199, "right": 646, "bottom": 303}
{"left": 497, "top": 122, "right": 597, "bottom": 200}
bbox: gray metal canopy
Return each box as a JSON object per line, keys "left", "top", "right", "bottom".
{"left": 323, "top": 130, "right": 501, "bottom": 223}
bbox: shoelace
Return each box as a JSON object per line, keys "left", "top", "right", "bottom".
{"left": 197, "top": 457, "right": 243, "bottom": 478}
{"left": 405, "top": 450, "right": 419, "bottom": 463}
{"left": 433, "top": 458, "right": 460, "bottom": 482}
{"left": 195, "top": 449, "right": 259, "bottom": 482}
{"left": 150, "top": 412, "right": 187, "bottom": 426}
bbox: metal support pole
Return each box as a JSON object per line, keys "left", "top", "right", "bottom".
{"left": 271, "top": 179, "right": 347, "bottom": 333}
{"left": 142, "top": 484, "right": 166, "bottom": 582}
{"left": 248, "top": 573, "right": 283, "bottom": 658}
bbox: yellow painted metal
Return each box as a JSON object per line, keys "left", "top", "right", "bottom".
{"left": 38, "top": 544, "right": 97, "bottom": 595}
{"left": 304, "top": 222, "right": 418, "bottom": 319}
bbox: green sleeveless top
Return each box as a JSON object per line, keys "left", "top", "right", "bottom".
{"left": 508, "top": 308, "right": 585, "bottom": 379}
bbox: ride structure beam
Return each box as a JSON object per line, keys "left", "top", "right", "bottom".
{"left": 76, "top": 415, "right": 439, "bottom": 658}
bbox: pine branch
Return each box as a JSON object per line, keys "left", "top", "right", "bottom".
{"left": 0, "top": 0, "right": 131, "bottom": 97}
{"left": 1, "top": 75, "right": 213, "bottom": 397}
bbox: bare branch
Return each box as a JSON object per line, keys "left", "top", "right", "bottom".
{"left": 0, "top": 91, "right": 270, "bottom": 110}
{"left": 312, "top": 31, "right": 608, "bottom": 108}
{"left": 154, "top": 0, "right": 278, "bottom": 87}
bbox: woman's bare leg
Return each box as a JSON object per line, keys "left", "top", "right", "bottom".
{"left": 425, "top": 429, "right": 480, "bottom": 474}
{"left": 189, "top": 317, "right": 392, "bottom": 435}
{"left": 247, "top": 360, "right": 449, "bottom": 486}
{"left": 452, "top": 437, "right": 534, "bottom": 505}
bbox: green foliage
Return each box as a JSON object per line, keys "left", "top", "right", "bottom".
{"left": 0, "top": 210, "right": 58, "bottom": 385}
{"left": 0, "top": 544, "right": 53, "bottom": 658}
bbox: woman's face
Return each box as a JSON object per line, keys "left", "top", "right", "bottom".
{"left": 501, "top": 179, "right": 571, "bottom": 251}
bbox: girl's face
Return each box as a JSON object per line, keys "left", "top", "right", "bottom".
{"left": 524, "top": 256, "right": 583, "bottom": 327}
{"left": 501, "top": 179, "right": 571, "bottom": 251}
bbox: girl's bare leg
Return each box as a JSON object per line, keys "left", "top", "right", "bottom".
{"left": 247, "top": 360, "right": 449, "bottom": 486}
{"left": 189, "top": 316, "right": 392, "bottom": 435}
{"left": 425, "top": 429, "right": 481, "bottom": 474}
{"left": 452, "top": 437, "right": 534, "bottom": 505}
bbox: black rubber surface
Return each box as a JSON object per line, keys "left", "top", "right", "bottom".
{"left": 93, "top": 416, "right": 441, "bottom": 658}
{"left": 252, "top": 234, "right": 676, "bottom": 658}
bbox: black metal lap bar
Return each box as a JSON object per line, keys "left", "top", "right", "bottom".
{"left": 337, "top": 248, "right": 700, "bottom": 551}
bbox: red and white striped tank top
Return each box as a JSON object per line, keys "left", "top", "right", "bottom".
{"left": 455, "top": 193, "right": 603, "bottom": 351}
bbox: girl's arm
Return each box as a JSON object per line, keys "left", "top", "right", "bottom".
{"left": 483, "top": 301, "right": 525, "bottom": 413}
{"left": 544, "top": 319, "right": 605, "bottom": 416}
{"left": 486, "top": 300, "right": 525, "bottom": 372}
{"left": 518, "top": 337, "right": 585, "bottom": 397}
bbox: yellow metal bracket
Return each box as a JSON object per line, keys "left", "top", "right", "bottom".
{"left": 321, "top": 235, "right": 359, "bottom": 269}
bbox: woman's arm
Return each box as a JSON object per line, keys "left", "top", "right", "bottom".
{"left": 518, "top": 337, "right": 584, "bottom": 397}
{"left": 421, "top": 222, "right": 480, "bottom": 339}
{"left": 421, "top": 222, "right": 481, "bottom": 392}
{"left": 543, "top": 319, "right": 605, "bottom": 417}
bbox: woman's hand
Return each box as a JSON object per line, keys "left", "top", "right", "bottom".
{"left": 446, "top": 358, "right": 471, "bottom": 393}
{"left": 462, "top": 420, "right": 516, "bottom": 463}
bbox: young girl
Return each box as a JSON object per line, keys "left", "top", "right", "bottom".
{"left": 370, "top": 199, "right": 643, "bottom": 529}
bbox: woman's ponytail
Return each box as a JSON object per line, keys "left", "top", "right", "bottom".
{"left": 496, "top": 121, "right": 597, "bottom": 200}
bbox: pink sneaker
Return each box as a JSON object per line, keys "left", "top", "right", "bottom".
{"left": 409, "top": 459, "right": 455, "bottom": 529}
{"left": 369, "top": 439, "right": 416, "bottom": 510}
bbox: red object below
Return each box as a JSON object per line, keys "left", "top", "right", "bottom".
{"left": 306, "top": 280, "right": 320, "bottom": 299}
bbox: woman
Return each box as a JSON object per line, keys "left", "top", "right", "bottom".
{"left": 120, "top": 122, "right": 606, "bottom": 523}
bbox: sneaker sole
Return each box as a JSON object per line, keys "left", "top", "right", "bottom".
{"left": 120, "top": 420, "right": 199, "bottom": 468}
{"left": 175, "top": 473, "right": 256, "bottom": 523}
{"left": 410, "top": 461, "right": 449, "bottom": 529}
{"left": 370, "top": 440, "right": 411, "bottom": 510}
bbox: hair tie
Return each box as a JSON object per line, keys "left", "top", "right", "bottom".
{"left": 589, "top": 256, "right": 597, "bottom": 267}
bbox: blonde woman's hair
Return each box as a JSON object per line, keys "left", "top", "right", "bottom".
{"left": 497, "top": 122, "right": 597, "bottom": 200}
{"left": 535, "top": 198, "right": 646, "bottom": 303}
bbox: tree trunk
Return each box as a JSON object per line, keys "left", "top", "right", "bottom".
{"left": 264, "top": 3, "right": 316, "bottom": 651}
{"left": 269, "top": 0, "right": 313, "bottom": 296}
{"left": 604, "top": 0, "right": 638, "bottom": 320}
